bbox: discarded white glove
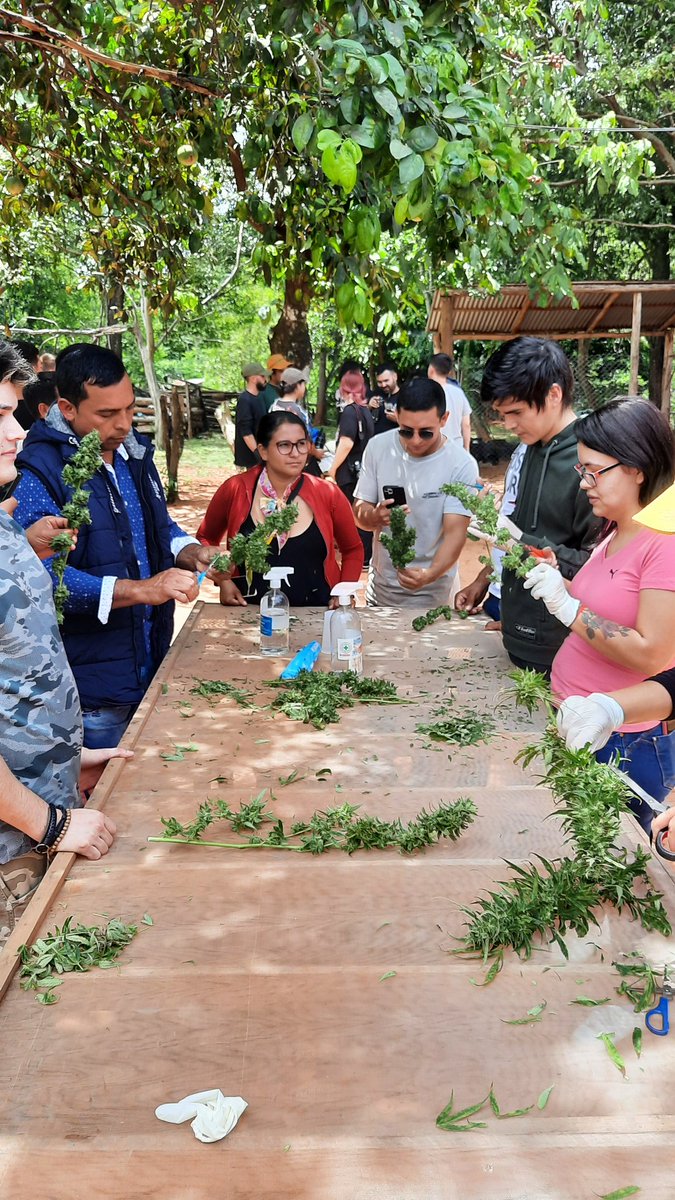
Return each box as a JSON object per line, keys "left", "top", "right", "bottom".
{"left": 524, "top": 561, "right": 580, "bottom": 627}
{"left": 155, "top": 1090, "right": 247, "bottom": 1143}
{"left": 496, "top": 512, "right": 523, "bottom": 542}
{"left": 556, "top": 693, "right": 625, "bottom": 752}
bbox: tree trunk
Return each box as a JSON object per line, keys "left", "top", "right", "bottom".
{"left": 315, "top": 347, "right": 327, "bottom": 425}
{"left": 106, "top": 282, "right": 125, "bottom": 359}
{"left": 648, "top": 229, "right": 671, "bottom": 406}
{"left": 576, "top": 338, "right": 595, "bottom": 409}
{"left": 269, "top": 272, "right": 313, "bottom": 368}
{"left": 160, "top": 387, "right": 186, "bottom": 503}
{"left": 132, "top": 291, "right": 166, "bottom": 449}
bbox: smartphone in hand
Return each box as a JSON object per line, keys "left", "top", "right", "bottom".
{"left": 382, "top": 484, "right": 407, "bottom": 507}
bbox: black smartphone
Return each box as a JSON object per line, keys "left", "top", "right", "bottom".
{"left": 0, "top": 470, "right": 21, "bottom": 505}
{"left": 383, "top": 484, "right": 406, "bottom": 507}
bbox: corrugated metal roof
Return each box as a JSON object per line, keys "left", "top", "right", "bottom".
{"left": 427, "top": 283, "right": 675, "bottom": 341}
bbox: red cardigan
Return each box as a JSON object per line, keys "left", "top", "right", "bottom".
{"left": 197, "top": 467, "right": 364, "bottom": 589}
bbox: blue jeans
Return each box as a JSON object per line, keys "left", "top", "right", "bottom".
{"left": 596, "top": 724, "right": 675, "bottom": 833}
{"left": 82, "top": 703, "right": 136, "bottom": 749}
{"left": 482, "top": 593, "right": 501, "bottom": 622}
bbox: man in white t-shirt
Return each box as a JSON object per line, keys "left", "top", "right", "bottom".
{"left": 427, "top": 353, "right": 471, "bottom": 450}
{"left": 353, "top": 377, "right": 478, "bottom": 607}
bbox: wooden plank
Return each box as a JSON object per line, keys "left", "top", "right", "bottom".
{"left": 0, "top": 607, "right": 673, "bottom": 1199}
{"left": 662, "top": 327, "right": 674, "bottom": 415}
{"left": 629, "top": 290, "right": 643, "bottom": 394}
{"left": 585, "top": 288, "right": 621, "bottom": 333}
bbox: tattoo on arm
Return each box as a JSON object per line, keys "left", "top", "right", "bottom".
{"left": 580, "top": 608, "right": 631, "bottom": 641}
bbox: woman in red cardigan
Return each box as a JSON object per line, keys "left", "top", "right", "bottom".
{"left": 197, "top": 411, "right": 364, "bottom": 606}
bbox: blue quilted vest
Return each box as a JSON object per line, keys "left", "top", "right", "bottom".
{"left": 16, "top": 421, "right": 175, "bottom": 709}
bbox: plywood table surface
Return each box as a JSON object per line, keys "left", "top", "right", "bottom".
{"left": 1, "top": 604, "right": 674, "bottom": 1200}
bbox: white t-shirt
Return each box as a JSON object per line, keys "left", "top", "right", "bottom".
{"left": 443, "top": 380, "right": 471, "bottom": 444}
{"left": 354, "top": 429, "right": 478, "bottom": 606}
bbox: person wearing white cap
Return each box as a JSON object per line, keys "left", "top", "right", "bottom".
{"left": 271, "top": 368, "right": 324, "bottom": 474}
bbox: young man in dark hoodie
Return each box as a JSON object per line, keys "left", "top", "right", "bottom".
{"left": 481, "top": 336, "right": 601, "bottom": 675}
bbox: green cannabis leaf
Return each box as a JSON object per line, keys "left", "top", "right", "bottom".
{"left": 50, "top": 430, "right": 102, "bottom": 624}
{"left": 19, "top": 915, "right": 138, "bottom": 1004}
{"left": 152, "top": 792, "right": 477, "bottom": 856}
{"left": 597, "top": 1032, "right": 626, "bottom": 1077}
{"left": 416, "top": 710, "right": 494, "bottom": 746}
{"left": 190, "top": 678, "right": 258, "bottom": 708}
{"left": 380, "top": 506, "right": 416, "bottom": 570}
{"left": 599, "top": 1188, "right": 641, "bottom": 1199}
{"left": 457, "top": 672, "right": 672, "bottom": 967}
{"left": 268, "top": 670, "right": 402, "bottom": 730}
{"left": 411, "top": 605, "right": 454, "bottom": 632}
{"left": 229, "top": 502, "right": 299, "bottom": 585}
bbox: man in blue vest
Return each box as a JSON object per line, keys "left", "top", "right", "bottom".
{"left": 14, "top": 343, "right": 217, "bottom": 748}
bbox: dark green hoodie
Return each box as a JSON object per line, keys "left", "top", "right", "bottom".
{"left": 500, "top": 423, "right": 602, "bottom": 669}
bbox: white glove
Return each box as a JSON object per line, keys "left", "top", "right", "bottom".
{"left": 155, "top": 1090, "right": 247, "bottom": 1143}
{"left": 523, "top": 561, "right": 580, "bottom": 627}
{"left": 496, "top": 512, "right": 522, "bottom": 542}
{"left": 556, "top": 693, "right": 625, "bottom": 752}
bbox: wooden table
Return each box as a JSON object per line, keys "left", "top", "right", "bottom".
{"left": 1, "top": 605, "right": 674, "bottom": 1200}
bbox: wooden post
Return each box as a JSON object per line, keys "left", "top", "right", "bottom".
{"left": 629, "top": 291, "right": 643, "bottom": 395}
{"left": 662, "top": 328, "right": 674, "bottom": 419}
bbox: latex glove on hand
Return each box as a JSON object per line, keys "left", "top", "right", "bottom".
{"left": 556, "top": 693, "right": 625, "bottom": 752}
{"left": 524, "top": 561, "right": 580, "bottom": 627}
{"left": 496, "top": 512, "right": 523, "bottom": 543}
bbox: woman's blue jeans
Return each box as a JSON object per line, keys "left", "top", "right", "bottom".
{"left": 595, "top": 724, "right": 675, "bottom": 833}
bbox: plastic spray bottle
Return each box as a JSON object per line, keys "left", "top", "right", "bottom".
{"left": 260, "top": 567, "right": 294, "bottom": 656}
{"left": 329, "top": 582, "right": 363, "bottom": 675}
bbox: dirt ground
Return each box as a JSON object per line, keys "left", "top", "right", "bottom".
{"left": 166, "top": 461, "right": 507, "bottom": 630}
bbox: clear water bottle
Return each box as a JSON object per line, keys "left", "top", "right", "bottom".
{"left": 260, "top": 567, "right": 294, "bottom": 656}
{"left": 329, "top": 583, "right": 363, "bottom": 675}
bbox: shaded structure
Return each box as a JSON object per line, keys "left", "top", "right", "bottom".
{"left": 427, "top": 282, "right": 675, "bottom": 410}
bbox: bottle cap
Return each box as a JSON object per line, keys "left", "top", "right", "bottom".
{"left": 264, "top": 567, "right": 294, "bottom": 586}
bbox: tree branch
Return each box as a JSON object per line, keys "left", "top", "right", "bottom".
{"left": 9, "top": 323, "right": 126, "bottom": 338}
{"left": 603, "top": 94, "right": 675, "bottom": 174}
{"left": 0, "top": 9, "right": 223, "bottom": 98}
{"left": 157, "top": 223, "right": 246, "bottom": 345}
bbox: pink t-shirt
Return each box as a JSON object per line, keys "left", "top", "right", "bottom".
{"left": 551, "top": 527, "right": 675, "bottom": 731}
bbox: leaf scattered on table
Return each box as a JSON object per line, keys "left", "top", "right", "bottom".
{"left": 502, "top": 1001, "right": 547, "bottom": 1025}
{"left": 598, "top": 1188, "right": 641, "bottom": 1199}
{"left": 142, "top": 913, "right": 154, "bottom": 926}
{"left": 597, "top": 1032, "right": 626, "bottom": 1077}
{"left": 571, "top": 996, "right": 610, "bottom": 1006}
{"left": 470, "top": 951, "right": 503, "bottom": 987}
{"left": 379, "top": 971, "right": 397, "bottom": 982}
{"left": 632, "top": 1027, "right": 642, "bottom": 1059}
{"left": 537, "top": 1085, "right": 554, "bottom": 1110}
{"left": 315, "top": 767, "right": 332, "bottom": 778}
{"left": 161, "top": 683, "right": 169, "bottom": 695}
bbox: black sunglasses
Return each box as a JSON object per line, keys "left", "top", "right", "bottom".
{"left": 398, "top": 427, "right": 435, "bottom": 440}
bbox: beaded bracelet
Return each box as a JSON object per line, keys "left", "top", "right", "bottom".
{"left": 49, "top": 810, "right": 72, "bottom": 856}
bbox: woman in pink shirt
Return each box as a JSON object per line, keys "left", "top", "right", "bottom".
{"left": 524, "top": 397, "right": 675, "bottom": 828}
